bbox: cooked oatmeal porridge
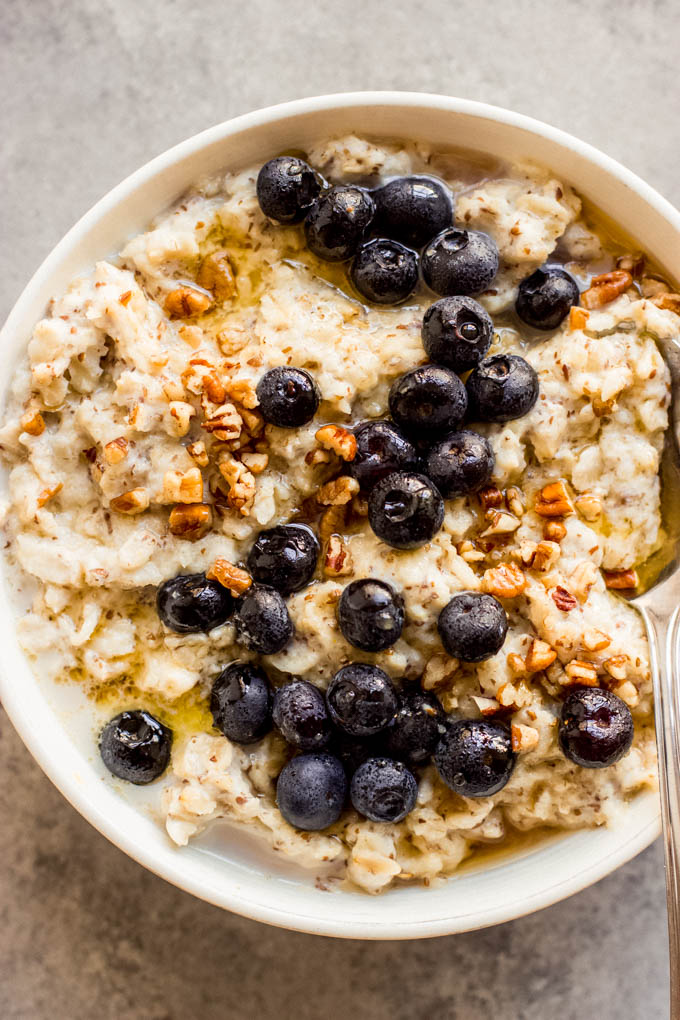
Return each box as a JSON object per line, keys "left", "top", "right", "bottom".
{"left": 2, "top": 134, "right": 678, "bottom": 893}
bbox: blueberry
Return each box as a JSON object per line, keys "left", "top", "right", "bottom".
{"left": 247, "top": 524, "right": 319, "bottom": 594}
{"left": 424, "top": 429, "right": 495, "bottom": 498}
{"left": 256, "top": 367, "right": 320, "bottom": 428}
{"left": 348, "top": 420, "right": 419, "bottom": 490}
{"left": 559, "top": 687, "right": 634, "bottom": 768}
{"left": 304, "top": 185, "right": 375, "bottom": 261}
{"left": 272, "top": 679, "right": 331, "bottom": 750}
{"left": 233, "top": 584, "right": 293, "bottom": 654}
{"left": 384, "top": 690, "right": 446, "bottom": 765}
{"left": 422, "top": 228, "right": 499, "bottom": 297}
{"left": 350, "top": 238, "right": 419, "bottom": 305}
{"left": 256, "top": 155, "right": 322, "bottom": 224}
{"left": 388, "top": 365, "right": 467, "bottom": 440}
{"left": 421, "top": 296, "right": 494, "bottom": 372}
{"left": 437, "top": 592, "right": 508, "bottom": 662}
{"left": 326, "top": 663, "right": 399, "bottom": 737}
{"left": 156, "top": 573, "right": 234, "bottom": 634}
{"left": 435, "top": 719, "right": 516, "bottom": 797}
{"left": 368, "top": 471, "right": 444, "bottom": 550}
{"left": 329, "top": 731, "right": 386, "bottom": 776}
{"left": 276, "top": 752, "right": 347, "bottom": 830}
{"left": 372, "top": 175, "right": 454, "bottom": 249}
{"left": 99, "top": 710, "right": 172, "bottom": 785}
{"left": 210, "top": 662, "right": 273, "bottom": 744}
{"left": 338, "top": 578, "right": 405, "bottom": 652}
{"left": 516, "top": 266, "right": 580, "bottom": 330}
{"left": 466, "top": 354, "right": 539, "bottom": 423}
{"left": 350, "top": 757, "right": 418, "bottom": 823}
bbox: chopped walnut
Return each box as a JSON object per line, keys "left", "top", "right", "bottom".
{"left": 534, "top": 480, "right": 573, "bottom": 518}
{"left": 525, "top": 638, "right": 557, "bottom": 672}
{"left": 482, "top": 562, "right": 526, "bottom": 598}
{"left": 168, "top": 401, "right": 195, "bottom": 438}
{"left": 305, "top": 448, "right": 333, "bottom": 467}
{"left": 315, "top": 424, "right": 357, "bottom": 461}
{"left": 568, "top": 306, "right": 589, "bottom": 330}
{"left": 471, "top": 695, "right": 501, "bottom": 717}
{"left": 20, "top": 410, "right": 45, "bottom": 436}
{"left": 574, "top": 493, "right": 602, "bottom": 521}
{"left": 507, "top": 652, "right": 528, "bottom": 675}
{"left": 511, "top": 723, "right": 540, "bottom": 753}
{"left": 236, "top": 404, "right": 264, "bottom": 438}
{"left": 206, "top": 557, "right": 253, "bottom": 595}
{"left": 217, "top": 452, "right": 256, "bottom": 515}
{"left": 37, "top": 483, "right": 63, "bottom": 508}
{"left": 225, "top": 378, "right": 259, "bottom": 410}
{"left": 186, "top": 440, "right": 209, "bottom": 467}
{"left": 580, "top": 269, "right": 633, "bottom": 309}
{"left": 530, "top": 540, "right": 561, "bottom": 572}
{"left": 317, "top": 475, "right": 360, "bottom": 506}
{"left": 240, "top": 452, "right": 269, "bottom": 475}
{"left": 422, "top": 653, "right": 459, "bottom": 690}
{"left": 324, "top": 535, "right": 353, "bottom": 577}
{"left": 168, "top": 503, "right": 213, "bottom": 540}
{"left": 103, "top": 437, "right": 129, "bottom": 466}
{"left": 543, "top": 520, "right": 567, "bottom": 542}
{"left": 319, "top": 504, "right": 349, "bottom": 544}
{"left": 611, "top": 680, "right": 639, "bottom": 707}
{"left": 603, "top": 568, "right": 639, "bottom": 590}
{"left": 603, "top": 654, "right": 629, "bottom": 682}
{"left": 201, "top": 373, "right": 227, "bottom": 407}
{"left": 202, "top": 403, "right": 243, "bottom": 442}
{"left": 478, "top": 485, "right": 503, "bottom": 510}
{"left": 457, "top": 539, "right": 486, "bottom": 563}
{"left": 505, "top": 486, "right": 524, "bottom": 517}
{"left": 161, "top": 467, "right": 203, "bottom": 505}
{"left": 110, "top": 487, "right": 149, "bottom": 515}
{"left": 497, "top": 681, "right": 532, "bottom": 710}
{"left": 564, "top": 659, "right": 599, "bottom": 685}
{"left": 569, "top": 561, "right": 599, "bottom": 602}
{"left": 196, "top": 250, "right": 236, "bottom": 301}
{"left": 480, "top": 509, "right": 521, "bottom": 537}
{"left": 552, "top": 586, "right": 578, "bottom": 612}
{"left": 583, "top": 628, "right": 611, "bottom": 652}
{"left": 165, "top": 285, "right": 213, "bottom": 319}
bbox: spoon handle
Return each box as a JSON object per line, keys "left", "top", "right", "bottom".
{"left": 642, "top": 603, "right": 680, "bottom": 1015}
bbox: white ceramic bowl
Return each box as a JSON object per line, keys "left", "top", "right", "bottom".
{"left": 1, "top": 92, "right": 676, "bottom": 939}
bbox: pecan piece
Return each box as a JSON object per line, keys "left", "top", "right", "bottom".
{"left": 552, "top": 586, "right": 578, "bottom": 612}
{"left": 651, "top": 292, "right": 680, "bottom": 315}
{"left": 543, "top": 520, "right": 567, "bottom": 542}
{"left": 324, "top": 535, "right": 353, "bottom": 577}
{"left": 186, "top": 440, "right": 209, "bottom": 467}
{"left": 196, "top": 250, "right": 236, "bottom": 301}
{"left": 317, "top": 475, "right": 360, "bottom": 506}
{"left": 564, "top": 659, "right": 598, "bottom": 686}
{"left": 481, "top": 563, "right": 527, "bottom": 598}
{"left": 202, "top": 403, "right": 243, "bottom": 442}
{"left": 525, "top": 638, "right": 557, "bottom": 673}
{"left": 580, "top": 269, "right": 633, "bottom": 309}
{"left": 319, "top": 504, "right": 349, "bottom": 544}
{"left": 315, "top": 424, "right": 357, "bottom": 461}
{"left": 165, "top": 285, "right": 213, "bottom": 319}
{"left": 37, "top": 483, "right": 63, "bottom": 508}
{"left": 603, "top": 568, "right": 639, "bottom": 590}
{"left": 603, "top": 655, "right": 629, "bottom": 682}
{"left": 20, "top": 410, "right": 45, "bottom": 436}
{"left": 568, "top": 306, "right": 589, "bottom": 330}
{"left": 206, "top": 557, "right": 253, "bottom": 595}
{"left": 511, "top": 723, "right": 540, "bottom": 753}
{"left": 574, "top": 493, "right": 602, "bottom": 522}
{"left": 110, "top": 488, "right": 149, "bottom": 515}
{"left": 103, "top": 437, "right": 129, "bottom": 466}
{"left": 534, "top": 480, "right": 573, "bottom": 518}
{"left": 161, "top": 467, "right": 203, "bottom": 505}
{"left": 168, "top": 503, "right": 213, "bottom": 540}
{"left": 480, "top": 509, "right": 521, "bottom": 537}
{"left": 478, "top": 485, "right": 503, "bottom": 510}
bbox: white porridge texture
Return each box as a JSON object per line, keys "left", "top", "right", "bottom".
{"left": 1, "top": 134, "right": 677, "bottom": 893}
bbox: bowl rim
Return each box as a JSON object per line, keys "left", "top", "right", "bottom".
{"left": 0, "top": 90, "right": 672, "bottom": 938}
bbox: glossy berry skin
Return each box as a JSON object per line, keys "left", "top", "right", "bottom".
{"left": 256, "top": 367, "right": 320, "bottom": 428}
{"left": 368, "top": 471, "right": 444, "bottom": 550}
{"left": 276, "top": 752, "right": 347, "bottom": 831}
{"left": 372, "top": 175, "right": 454, "bottom": 248}
{"left": 156, "top": 573, "right": 234, "bottom": 634}
{"left": 233, "top": 585, "right": 293, "bottom": 655}
{"left": 350, "top": 757, "right": 418, "bottom": 823}
{"left": 348, "top": 420, "right": 419, "bottom": 490}
{"left": 100, "top": 710, "right": 172, "bottom": 785}
{"left": 384, "top": 690, "right": 446, "bottom": 765}
{"left": 247, "top": 524, "right": 319, "bottom": 594}
{"left": 466, "top": 354, "right": 539, "bottom": 423}
{"left": 272, "top": 680, "right": 331, "bottom": 751}
{"left": 424, "top": 429, "right": 495, "bottom": 498}
{"left": 350, "top": 238, "right": 419, "bottom": 305}
{"left": 389, "top": 364, "right": 467, "bottom": 440}
{"left": 422, "top": 296, "right": 494, "bottom": 373}
{"left": 304, "top": 185, "right": 375, "bottom": 261}
{"left": 435, "top": 719, "right": 516, "bottom": 797}
{"left": 422, "top": 228, "right": 499, "bottom": 297}
{"left": 338, "top": 578, "right": 405, "bottom": 652}
{"left": 438, "top": 592, "right": 508, "bottom": 662}
{"left": 326, "top": 663, "right": 399, "bottom": 737}
{"left": 559, "top": 687, "right": 634, "bottom": 768}
{"left": 210, "top": 662, "right": 273, "bottom": 744}
{"left": 516, "top": 266, "right": 580, "bottom": 330}
{"left": 256, "top": 155, "right": 322, "bottom": 224}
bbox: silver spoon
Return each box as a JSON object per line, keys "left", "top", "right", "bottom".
{"left": 626, "top": 334, "right": 680, "bottom": 1014}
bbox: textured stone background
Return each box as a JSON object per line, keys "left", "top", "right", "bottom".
{"left": 1, "top": 1, "right": 678, "bottom": 1016}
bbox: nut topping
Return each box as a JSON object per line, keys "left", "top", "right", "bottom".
{"left": 103, "top": 437, "right": 129, "bottom": 465}
{"left": 543, "top": 520, "right": 567, "bottom": 542}
{"left": 20, "top": 410, "right": 45, "bottom": 436}
{"left": 580, "top": 269, "right": 633, "bottom": 310}
{"left": 478, "top": 485, "right": 503, "bottom": 511}
{"left": 603, "top": 655, "right": 629, "bottom": 682}
{"left": 481, "top": 562, "right": 527, "bottom": 598}
{"left": 534, "top": 480, "right": 573, "bottom": 518}
{"left": 525, "top": 638, "right": 557, "bottom": 673}
{"left": 568, "top": 306, "right": 589, "bottom": 330}
{"left": 551, "top": 586, "right": 578, "bottom": 612}
{"left": 196, "top": 250, "right": 236, "bottom": 301}
{"left": 511, "top": 723, "right": 540, "bottom": 753}
{"left": 574, "top": 493, "right": 602, "bottom": 522}
{"left": 206, "top": 557, "right": 253, "bottom": 595}
{"left": 110, "top": 488, "right": 149, "bottom": 515}
{"left": 324, "top": 535, "right": 353, "bottom": 577}
{"left": 564, "top": 659, "right": 599, "bottom": 685}
{"left": 165, "top": 285, "right": 213, "bottom": 319}
{"left": 202, "top": 403, "right": 243, "bottom": 442}
{"left": 315, "top": 424, "right": 357, "bottom": 461}
{"left": 161, "top": 467, "right": 203, "bottom": 504}
{"left": 603, "top": 568, "right": 639, "bottom": 590}
{"left": 168, "top": 503, "right": 213, "bottom": 540}
{"left": 317, "top": 475, "right": 360, "bottom": 506}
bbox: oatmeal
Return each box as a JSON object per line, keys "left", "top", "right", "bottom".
{"left": 1, "top": 134, "right": 676, "bottom": 893}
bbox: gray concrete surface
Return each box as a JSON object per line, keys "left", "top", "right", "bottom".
{"left": 1, "top": 0, "right": 678, "bottom": 1016}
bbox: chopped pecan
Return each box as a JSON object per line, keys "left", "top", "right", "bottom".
{"left": 534, "top": 480, "right": 573, "bottom": 518}
{"left": 569, "top": 561, "right": 599, "bottom": 602}
{"left": 568, "top": 306, "right": 589, "bottom": 330}
{"left": 471, "top": 695, "right": 501, "bottom": 717}
{"left": 165, "top": 285, "right": 213, "bottom": 319}
{"left": 37, "top": 483, "right": 63, "bottom": 508}
{"left": 217, "top": 452, "right": 256, "bottom": 515}
{"left": 206, "top": 557, "right": 253, "bottom": 595}
{"left": 457, "top": 539, "right": 486, "bottom": 563}
{"left": 478, "top": 485, "right": 503, "bottom": 510}
{"left": 616, "top": 253, "right": 645, "bottom": 278}
{"left": 507, "top": 652, "right": 528, "bottom": 675}
{"left": 196, "top": 250, "right": 236, "bottom": 301}
{"left": 103, "top": 437, "right": 129, "bottom": 466}
{"left": 652, "top": 292, "right": 680, "bottom": 315}
{"left": 305, "top": 448, "right": 333, "bottom": 467}
{"left": 505, "top": 486, "right": 524, "bottom": 517}
{"left": 201, "top": 373, "right": 227, "bottom": 406}
{"left": 525, "top": 638, "right": 557, "bottom": 672}
{"left": 20, "top": 410, "right": 45, "bottom": 436}
{"left": 324, "top": 535, "right": 353, "bottom": 577}
{"left": 202, "top": 403, "right": 243, "bottom": 442}
{"left": 317, "top": 475, "right": 360, "bottom": 506}
{"left": 552, "top": 586, "right": 578, "bottom": 612}
{"left": 497, "top": 681, "right": 532, "bottom": 710}
{"left": 161, "top": 467, "right": 203, "bottom": 505}
{"left": 178, "top": 324, "right": 203, "bottom": 348}
{"left": 168, "top": 503, "right": 213, "bottom": 540}
{"left": 422, "top": 653, "right": 459, "bottom": 690}
{"left": 511, "top": 723, "right": 540, "bottom": 753}
{"left": 161, "top": 378, "right": 185, "bottom": 402}
{"left": 225, "top": 379, "right": 259, "bottom": 410}
{"left": 583, "top": 628, "right": 611, "bottom": 652}
{"left": 315, "top": 424, "right": 357, "bottom": 462}
{"left": 482, "top": 562, "right": 526, "bottom": 598}
{"left": 574, "top": 493, "right": 602, "bottom": 521}
{"left": 580, "top": 269, "right": 633, "bottom": 309}
{"left": 641, "top": 275, "right": 670, "bottom": 298}
{"left": 110, "top": 487, "right": 149, "bottom": 515}
{"left": 611, "top": 680, "right": 639, "bottom": 707}
{"left": 531, "top": 540, "right": 561, "bottom": 572}
{"left": 603, "top": 654, "right": 628, "bottom": 681}
{"left": 480, "top": 509, "right": 521, "bottom": 537}
{"left": 319, "top": 504, "right": 349, "bottom": 544}
{"left": 564, "top": 659, "right": 598, "bottom": 685}
{"left": 603, "top": 568, "right": 638, "bottom": 590}
{"left": 186, "top": 440, "right": 209, "bottom": 467}
{"left": 240, "top": 451, "right": 268, "bottom": 475}
{"left": 168, "top": 401, "right": 195, "bottom": 438}
{"left": 543, "top": 520, "right": 567, "bottom": 542}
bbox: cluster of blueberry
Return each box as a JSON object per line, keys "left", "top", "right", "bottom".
{"left": 97, "top": 158, "right": 635, "bottom": 832}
